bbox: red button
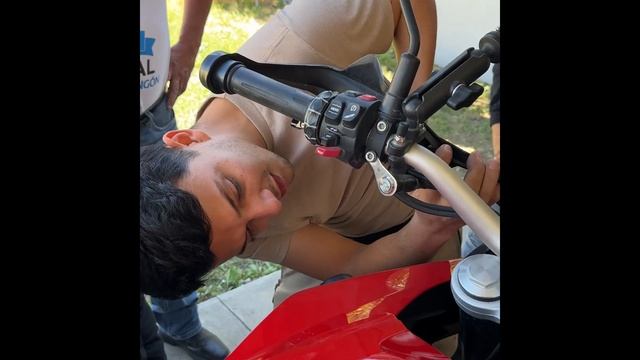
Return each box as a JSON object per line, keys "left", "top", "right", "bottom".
{"left": 358, "top": 94, "right": 377, "bottom": 101}
{"left": 315, "top": 147, "right": 342, "bottom": 158}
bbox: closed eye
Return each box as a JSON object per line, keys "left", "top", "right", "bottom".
{"left": 217, "top": 177, "right": 241, "bottom": 216}
{"left": 228, "top": 177, "right": 244, "bottom": 201}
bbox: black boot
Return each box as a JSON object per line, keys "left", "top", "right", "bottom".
{"left": 159, "top": 327, "right": 229, "bottom": 360}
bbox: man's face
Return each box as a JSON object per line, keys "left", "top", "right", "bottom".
{"left": 170, "top": 134, "right": 294, "bottom": 267}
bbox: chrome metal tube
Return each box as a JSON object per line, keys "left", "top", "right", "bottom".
{"left": 404, "top": 144, "right": 500, "bottom": 256}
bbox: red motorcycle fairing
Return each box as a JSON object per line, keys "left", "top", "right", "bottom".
{"left": 228, "top": 260, "right": 460, "bottom": 360}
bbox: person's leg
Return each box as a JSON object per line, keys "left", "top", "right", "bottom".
{"left": 140, "top": 293, "right": 167, "bottom": 360}
{"left": 151, "top": 292, "right": 228, "bottom": 360}
{"left": 140, "top": 95, "right": 179, "bottom": 147}
{"left": 150, "top": 292, "right": 201, "bottom": 340}
{"left": 461, "top": 226, "right": 484, "bottom": 257}
{"left": 461, "top": 204, "right": 500, "bottom": 257}
{"left": 141, "top": 94, "right": 229, "bottom": 359}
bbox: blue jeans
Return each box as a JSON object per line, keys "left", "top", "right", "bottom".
{"left": 461, "top": 204, "right": 500, "bottom": 257}
{"left": 461, "top": 227, "right": 485, "bottom": 257}
{"left": 141, "top": 94, "right": 202, "bottom": 340}
{"left": 141, "top": 95, "right": 180, "bottom": 146}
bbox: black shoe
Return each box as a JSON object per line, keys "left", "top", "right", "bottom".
{"left": 159, "top": 327, "right": 229, "bottom": 360}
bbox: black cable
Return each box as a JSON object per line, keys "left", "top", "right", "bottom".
{"left": 395, "top": 192, "right": 459, "bottom": 218}
{"left": 400, "top": 0, "right": 419, "bottom": 56}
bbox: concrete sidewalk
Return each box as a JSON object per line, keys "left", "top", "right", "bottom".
{"left": 164, "top": 271, "right": 280, "bottom": 359}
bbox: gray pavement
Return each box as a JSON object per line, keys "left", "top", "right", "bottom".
{"left": 164, "top": 271, "right": 280, "bottom": 359}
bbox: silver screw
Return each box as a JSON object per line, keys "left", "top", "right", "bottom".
{"left": 365, "top": 151, "right": 376, "bottom": 162}
{"left": 376, "top": 121, "right": 388, "bottom": 132}
{"left": 379, "top": 177, "right": 393, "bottom": 194}
{"left": 393, "top": 135, "right": 405, "bottom": 144}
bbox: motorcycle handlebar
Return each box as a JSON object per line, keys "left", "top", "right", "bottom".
{"left": 200, "top": 51, "right": 315, "bottom": 121}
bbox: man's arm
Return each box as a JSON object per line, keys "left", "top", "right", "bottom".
{"left": 282, "top": 145, "right": 500, "bottom": 280}
{"left": 491, "top": 123, "right": 500, "bottom": 161}
{"left": 167, "top": 0, "right": 213, "bottom": 108}
{"left": 390, "top": 0, "right": 437, "bottom": 91}
{"left": 282, "top": 218, "right": 455, "bottom": 281}
{"left": 489, "top": 63, "right": 501, "bottom": 160}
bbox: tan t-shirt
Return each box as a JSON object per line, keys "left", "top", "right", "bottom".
{"left": 213, "top": 0, "right": 415, "bottom": 263}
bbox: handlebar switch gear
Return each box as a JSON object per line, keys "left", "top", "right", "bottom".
{"left": 342, "top": 103, "right": 362, "bottom": 129}
{"left": 303, "top": 90, "right": 334, "bottom": 145}
{"left": 324, "top": 99, "right": 344, "bottom": 125}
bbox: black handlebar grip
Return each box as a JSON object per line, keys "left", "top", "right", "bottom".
{"left": 479, "top": 29, "right": 500, "bottom": 64}
{"left": 200, "top": 51, "right": 315, "bottom": 121}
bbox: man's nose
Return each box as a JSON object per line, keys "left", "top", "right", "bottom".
{"left": 246, "top": 189, "right": 282, "bottom": 235}
{"left": 248, "top": 188, "right": 282, "bottom": 220}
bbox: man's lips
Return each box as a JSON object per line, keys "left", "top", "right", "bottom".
{"left": 271, "top": 174, "right": 288, "bottom": 198}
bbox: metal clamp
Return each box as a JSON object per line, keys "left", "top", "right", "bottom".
{"left": 365, "top": 151, "right": 397, "bottom": 196}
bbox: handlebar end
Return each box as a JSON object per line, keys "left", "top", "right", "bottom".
{"left": 479, "top": 29, "right": 500, "bottom": 64}
{"left": 199, "top": 51, "right": 233, "bottom": 94}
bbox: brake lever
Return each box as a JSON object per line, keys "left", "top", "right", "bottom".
{"left": 419, "top": 125, "right": 469, "bottom": 169}
{"left": 414, "top": 126, "right": 500, "bottom": 207}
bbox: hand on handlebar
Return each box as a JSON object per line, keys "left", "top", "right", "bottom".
{"left": 405, "top": 144, "right": 500, "bottom": 256}
{"left": 461, "top": 148, "right": 500, "bottom": 205}
{"left": 411, "top": 144, "right": 500, "bottom": 205}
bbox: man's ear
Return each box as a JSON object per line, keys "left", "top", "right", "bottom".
{"left": 162, "top": 129, "right": 211, "bottom": 148}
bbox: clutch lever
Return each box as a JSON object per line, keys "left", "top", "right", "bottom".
{"left": 419, "top": 125, "right": 469, "bottom": 170}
